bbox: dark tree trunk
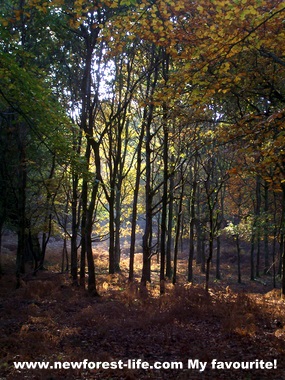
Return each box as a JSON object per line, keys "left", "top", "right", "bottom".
{"left": 16, "top": 123, "right": 27, "bottom": 288}
{"left": 114, "top": 184, "right": 122, "bottom": 272}
{"left": 141, "top": 46, "right": 159, "bottom": 287}
{"left": 264, "top": 181, "right": 270, "bottom": 274}
{"left": 236, "top": 234, "right": 242, "bottom": 284}
{"left": 160, "top": 121, "right": 168, "bottom": 294}
{"left": 205, "top": 211, "right": 214, "bottom": 292}
{"left": 159, "top": 51, "right": 170, "bottom": 295}
{"left": 70, "top": 131, "right": 82, "bottom": 285}
{"left": 188, "top": 164, "right": 197, "bottom": 282}
{"left": 281, "top": 183, "right": 285, "bottom": 298}
{"left": 141, "top": 119, "right": 152, "bottom": 285}
{"left": 166, "top": 169, "right": 174, "bottom": 279}
{"left": 255, "top": 175, "right": 261, "bottom": 278}
{"left": 61, "top": 235, "right": 69, "bottom": 273}
{"left": 129, "top": 125, "right": 144, "bottom": 281}
{"left": 109, "top": 194, "right": 115, "bottom": 274}
{"left": 195, "top": 183, "right": 203, "bottom": 267}
{"left": 173, "top": 182, "right": 184, "bottom": 285}
{"left": 216, "top": 235, "right": 221, "bottom": 280}
{"left": 70, "top": 181, "right": 79, "bottom": 285}
{"left": 250, "top": 231, "right": 255, "bottom": 281}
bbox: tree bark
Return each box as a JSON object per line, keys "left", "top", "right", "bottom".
{"left": 129, "top": 124, "right": 144, "bottom": 281}
{"left": 166, "top": 169, "right": 174, "bottom": 279}
{"left": 16, "top": 122, "right": 27, "bottom": 288}
{"left": 173, "top": 182, "right": 184, "bottom": 285}
{"left": 281, "top": 183, "right": 285, "bottom": 298}
{"left": 188, "top": 157, "right": 198, "bottom": 282}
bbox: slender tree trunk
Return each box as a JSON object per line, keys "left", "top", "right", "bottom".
{"left": 188, "top": 161, "right": 197, "bottom": 282}
{"left": 160, "top": 121, "right": 168, "bottom": 294}
{"left": 109, "top": 192, "right": 115, "bottom": 274}
{"left": 255, "top": 175, "right": 261, "bottom": 278}
{"left": 80, "top": 140, "right": 91, "bottom": 288}
{"left": 86, "top": 140, "right": 104, "bottom": 295}
{"left": 173, "top": 183, "right": 184, "bottom": 285}
{"left": 39, "top": 154, "right": 56, "bottom": 270}
{"left": 281, "top": 183, "right": 285, "bottom": 298}
{"left": 201, "top": 234, "right": 206, "bottom": 274}
{"left": 129, "top": 125, "right": 144, "bottom": 281}
{"left": 16, "top": 123, "right": 27, "bottom": 288}
{"left": 272, "top": 192, "right": 278, "bottom": 288}
{"left": 250, "top": 230, "right": 255, "bottom": 281}
{"left": 81, "top": 177, "right": 99, "bottom": 294}
{"left": 166, "top": 170, "right": 174, "bottom": 279}
{"left": 216, "top": 235, "right": 221, "bottom": 280}
{"left": 61, "top": 235, "right": 69, "bottom": 273}
{"left": 141, "top": 46, "right": 159, "bottom": 287}
{"left": 70, "top": 174, "right": 79, "bottom": 285}
{"left": 141, "top": 125, "right": 152, "bottom": 285}
{"left": 273, "top": 228, "right": 277, "bottom": 288}
{"left": 264, "top": 181, "right": 270, "bottom": 274}
{"left": 196, "top": 183, "right": 202, "bottom": 265}
{"left": 114, "top": 183, "right": 122, "bottom": 272}
{"left": 256, "top": 236, "right": 261, "bottom": 278}
{"left": 159, "top": 51, "right": 170, "bottom": 295}
{"left": 70, "top": 129, "right": 82, "bottom": 285}
{"left": 236, "top": 234, "right": 242, "bottom": 284}
{"left": 80, "top": 190, "right": 87, "bottom": 289}
{"left": 205, "top": 210, "right": 214, "bottom": 292}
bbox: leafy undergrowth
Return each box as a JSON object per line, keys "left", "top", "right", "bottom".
{"left": 1, "top": 241, "right": 285, "bottom": 379}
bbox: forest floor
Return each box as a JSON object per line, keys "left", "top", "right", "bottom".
{"left": 1, "top": 232, "right": 285, "bottom": 379}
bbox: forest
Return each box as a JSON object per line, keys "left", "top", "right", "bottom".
{"left": 1, "top": 0, "right": 285, "bottom": 378}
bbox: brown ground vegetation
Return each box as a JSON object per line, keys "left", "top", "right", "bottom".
{"left": 1, "top": 235, "right": 285, "bottom": 379}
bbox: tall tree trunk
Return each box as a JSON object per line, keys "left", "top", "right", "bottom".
{"left": 61, "top": 234, "right": 69, "bottom": 273}
{"left": 272, "top": 192, "right": 278, "bottom": 288}
{"left": 141, "top": 45, "right": 159, "bottom": 287}
{"left": 159, "top": 51, "right": 170, "bottom": 295}
{"left": 114, "top": 183, "right": 122, "bottom": 272}
{"left": 109, "top": 191, "right": 115, "bottom": 274}
{"left": 188, "top": 157, "right": 198, "bottom": 282}
{"left": 255, "top": 175, "right": 261, "bottom": 278}
{"left": 166, "top": 169, "right": 174, "bottom": 279}
{"left": 250, "top": 230, "right": 255, "bottom": 281}
{"left": 196, "top": 183, "right": 202, "bottom": 265}
{"left": 70, "top": 173, "right": 79, "bottom": 285}
{"left": 281, "top": 183, "right": 285, "bottom": 298}
{"left": 236, "top": 234, "right": 242, "bottom": 284}
{"left": 216, "top": 235, "right": 221, "bottom": 280}
{"left": 173, "top": 182, "right": 184, "bottom": 285}
{"left": 86, "top": 184, "right": 99, "bottom": 295}
{"left": 264, "top": 181, "right": 270, "bottom": 274}
{"left": 160, "top": 120, "right": 168, "bottom": 294}
{"left": 272, "top": 231, "right": 277, "bottom": 288}
{"left": 16, "top": 122, "right": 27, "bottom": 288}
{"left": 70, "top": 130, "right": 82, "bottom": 285}
{"left": 129, "top": 125, "right": 144, "bottom": 281}
{"left": 201, "top": 232, "right": 206, "bottom": 274}
{"left": 40, "top": 154, "right": 56, "bottom": 270}
{"left": 141, "top": 122, "right": 152, "bottom": 285}
{"left": 80, "top": 177, "right": 88, "bottom": 288}
{"left": 205, "top": 208, "right": 214, "bottom": 292}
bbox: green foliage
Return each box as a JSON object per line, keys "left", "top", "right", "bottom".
{"left": 224, "top": 220, "right": 252, "bottom": 241}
